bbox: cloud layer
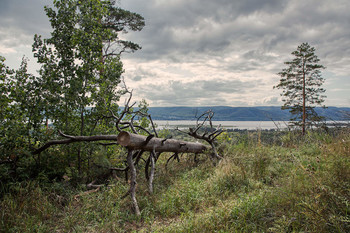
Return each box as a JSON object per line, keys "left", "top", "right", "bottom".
{"left": 1, "top": 0, "right": 349, "bottom": 106}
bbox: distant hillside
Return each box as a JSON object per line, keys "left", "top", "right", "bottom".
{"left": 147, "top": 106, "right": 350, "bottom": 121}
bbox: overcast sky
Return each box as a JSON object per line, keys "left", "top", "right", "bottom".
{"left": 1, "top": 0, "right": 349, "bottom": 107}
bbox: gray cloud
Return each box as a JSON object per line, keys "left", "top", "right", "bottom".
{"left": 131, "top": 76, "right": 142, "bottom": 82}
{"left": 121, "top": 0, "right": 350, "bottom": 107}
{"left": 1, "top": 0, "right": 349, "bottom": 107}
{"left": 122, "top": 0, "right": 350, "bottom": 65}
{"left": 0, "top": 0, "right": 51, "bottom": 64}
{"left": 139, "top": 78, "right": 260, "bottom": 106}
{"left": 0, "top": 0, "right": 51, "bottom": 36}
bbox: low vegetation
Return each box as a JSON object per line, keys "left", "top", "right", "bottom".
{"left": 1, "top": 128, "right": 349, "bottom": 232}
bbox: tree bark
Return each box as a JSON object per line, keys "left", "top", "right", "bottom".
{"left": 117, "top": 131, "right": 208, "bottom": 153}
{"left": 127, "top": 149, "right": 140, "bottom": 216}
{"left": 32, "top": 134, "right": 119, "bottom": 155}
{"left": 302, "top": 61, "right": 306, "bottom": 135}
{"left": 148, "top": 151, "right": 155, "bottom": 194}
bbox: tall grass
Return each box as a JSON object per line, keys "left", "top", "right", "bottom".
{"left": 1, "top": 129, "right": 349, "bottom": 232}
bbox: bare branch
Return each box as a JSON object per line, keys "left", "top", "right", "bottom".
{"left": 148, "top": 147, "right": 156, "bottom": 194}
{"left": 177, "top": 110, "right": 224, "bottom": 161}
{"left": 165, "top": 152, "right": 180, "bottom": 170}
{"left": 127, "top": 149, "right": 140, "bottom": 215}
{"left": 32, "top": 133, "right": 119, "bottom": 155}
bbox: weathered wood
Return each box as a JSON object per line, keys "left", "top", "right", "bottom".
{"left": 127, "top": 150, "right": 140, "bottom": 216}
{"left": 32, "top": 133, "right": 119, "bottom": 155}
{"left": 148, "top": 151, "right": 155, "bottom": 194}
{"left": 117, "top": 131, "right": 209, "bottom": 153}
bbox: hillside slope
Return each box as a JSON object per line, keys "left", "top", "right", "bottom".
{"left": 147, "top": 106, "right": 350, "bottom": 121}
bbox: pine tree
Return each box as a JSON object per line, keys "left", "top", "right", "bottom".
{"left": 275, "top": 42, "right": 326, "bottom": 134}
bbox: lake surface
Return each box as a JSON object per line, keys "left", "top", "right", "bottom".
{"left": 153, "top": 120, "right": 289, "bottom": 130}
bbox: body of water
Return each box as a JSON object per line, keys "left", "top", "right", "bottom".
{"left": 153, "top": 120, "right": 289, "bottom": 130}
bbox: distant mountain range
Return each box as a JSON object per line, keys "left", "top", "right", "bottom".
{"left": 147, "top": 106, "right": 350, "bottom": 121}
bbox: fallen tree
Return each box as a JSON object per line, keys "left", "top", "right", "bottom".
{"left": 117, "top": 131, "right": 208, "bottom": 153}
{"left": 32, "top": 89, "right": 223, "bottom": 215}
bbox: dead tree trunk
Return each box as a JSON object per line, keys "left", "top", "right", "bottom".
{"left": 117, "top": 132, "right": 209, "bottom": 214}
{"left": 31, "top": 88, "right": 222, "bottom": 216}
{"left": 127, "top": 149, "right": 140, "bottom": 215}
{"left": 117, "top": 131, "right": 209, "bottom": 153}
{"left": 148, "top": 148, "right": 156, "bottom": 194}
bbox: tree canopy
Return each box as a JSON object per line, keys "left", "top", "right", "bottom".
{"left": 32, "top": 0, "right": 145, "bottom": 134}
{"left": 0, "top": 0, "right": 145, "bottom": 183}
{"left": 275, "top": 42, "right": 326, "bottom": 134}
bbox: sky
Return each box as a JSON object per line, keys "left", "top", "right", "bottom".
{"left": 0, "top": 0, "right": 349, "bottom": 107}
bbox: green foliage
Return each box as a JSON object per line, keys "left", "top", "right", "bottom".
{"left": 29, "top": 0, "right": 146, "bottom": 179}
{"left": 32, "top": 0, "right": 145, "bottom": 135}
{"left": 275, "top": 42, "right": 326, "bottom": 133}
{"left": 0, "top": 0, "right": 145, "bottom": 188}
{"left": 0, "top": 56, "right": 52, "bottom": 189}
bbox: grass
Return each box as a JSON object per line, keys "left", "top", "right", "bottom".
{"left": 1, "top": 129, "right": 350, "bottom": 232}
